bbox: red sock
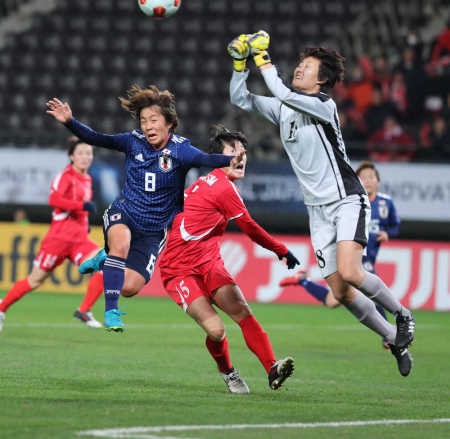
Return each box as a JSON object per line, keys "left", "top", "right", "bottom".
{"left": 239, "top": 315, "right": 276, "bottom": 373}
{"left": 78, "top": 272, "right": 104, "bottom": 313}
{"left": 0, "top": 278, "right": 32, "bottom": 312}
{"left": 205, "top": 336, "right": 233, "bottom": 373}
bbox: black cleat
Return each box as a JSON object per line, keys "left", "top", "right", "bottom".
{"left": 389, "top": 344, "right": 413, "bottom": 377}
{"left": 268, "top": 357, "right": 294, "bottom": 390}
{"left": 395, "top": 308, "right": 415, "bottom": 348}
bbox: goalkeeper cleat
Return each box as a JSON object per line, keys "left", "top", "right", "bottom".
{"left": 220, "top": 368, "right": 250, "bottom": 394}
{"left": 0, "top": 311, "right": 5, "bottom": 333}
{"left": 79, "top": 248, "right": 107, "bottom": 274}
{"left": 279, "top": 270, "right": 308, "bottom": 287}
{"left": 389, "top": 344, "right": 413, "bottom": 377}
{"left": 394, "top": 308, "right": 415, "bottom": 348}
{"left": 268, "top": 356, "right": 295, "bottom": 390}
{"left": 104, "top": 309, "right": 125, "bottom": 332}
{"left": 73, "top": 309, "right": 102, "bottom": 328}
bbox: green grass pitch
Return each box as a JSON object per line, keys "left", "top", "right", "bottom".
{"left": 0, "top": 292, "right": 448, "bottom": 438}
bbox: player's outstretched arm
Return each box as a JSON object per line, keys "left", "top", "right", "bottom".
{"left": 234, "top": 212, "right": 300, "bottom": 269}
{"left": 46, "top": 97, "right": 125, "bottom": 151}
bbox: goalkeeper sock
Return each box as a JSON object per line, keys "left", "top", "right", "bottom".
{"left": 79, "top": 271, "right": 103, "bottom": 313}
{"left": 344, "top": 291, "right": 396, "bottom": 343}
{"left": 103, "top": 256, "right": 125, "bottom": 311}
{"left": 0, "top": 278, "right": 32, "bottom": 312}
{"left": 205, "top": 336, "right": 233, "bottom": 374}
{"left": 239, "top": 315, "right": 276, "bottom": 373}
{"left": 375, "top": 303, "right": 388, "bottom": 321}
{"left": 358, "top": 271, "right": 402, "bottom": 314}
{"left": 299, "top": 279, "right": 329, "bottom": 304}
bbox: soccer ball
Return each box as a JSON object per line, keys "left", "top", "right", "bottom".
{"left": 137, "top": 0, "right": 181, "bottom": 18}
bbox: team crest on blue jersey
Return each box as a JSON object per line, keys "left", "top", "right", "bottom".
{"left": 110, "top": 213, "right": 122, "bottom": 222}
{"left": 159, "top": 152, "right": 173, "bottom": 172}
{"left": 378, "top": 199, "right": 388, "bottom": 219}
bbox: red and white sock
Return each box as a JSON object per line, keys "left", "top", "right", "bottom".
{"left": 239, "top": 315, "right": 276, "bottom": 373}
{"left": 0, "top": 278, "right": 32, "bottom": 312}
{"left": 78, "top": 272, "right": 103, "bottom": 313}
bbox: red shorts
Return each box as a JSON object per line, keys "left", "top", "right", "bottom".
{"left": 34, "top": 235, "right": 99, "bottom": 272}
{"left": 162, "top": 259, "right": 235, "bottom": 311}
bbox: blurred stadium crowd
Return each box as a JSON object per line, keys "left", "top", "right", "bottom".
{"left": 0, "top": 0, "right": 449, "bottom": 162}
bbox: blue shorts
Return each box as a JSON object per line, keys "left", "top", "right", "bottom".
{"left": 103, "top": 205, "right": 167, "bottom": 283}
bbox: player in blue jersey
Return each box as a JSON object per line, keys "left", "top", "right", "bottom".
{"left": 280, "top": 161, "right": 400, "bottom": 347}
{"left": 46, "top": 85, "right": 244, "bottom": 332}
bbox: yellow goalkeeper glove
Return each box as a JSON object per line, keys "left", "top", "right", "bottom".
{"left": 247, "top": 30, "right": 271, "bottom": 68}
{"left": 227, "top": 34, "right": 250, "bottom": 72}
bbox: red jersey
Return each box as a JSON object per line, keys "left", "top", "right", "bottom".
{"left": 159, "top": 168, "right": 288, "bottom": 277}
{"left": 47, "top": 164, "right": 92, "bottom": 242}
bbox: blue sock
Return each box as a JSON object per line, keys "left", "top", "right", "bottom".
{"left": 299, "top": 279, "right": 329, "bottom": 304}
{"left": 103, "top": 256, "right": 126, "bottom": 312}
{"left": 375, "top": 303, "right": 387, "bottom": 321}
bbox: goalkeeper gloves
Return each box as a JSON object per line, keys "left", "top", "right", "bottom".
{"left": 227, "top": 34, "right": 250, "bottom": 72}
{"left": 247, "top": 30, "right": 271, "bottom": 68}
{"left": 279, "top": 250, "right": 300, "bottom": 270}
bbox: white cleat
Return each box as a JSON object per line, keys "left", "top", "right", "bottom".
{"left": 73, "top": 310, "right": 102, "bottom": 328}
{"left": 0, "top": 311, "right": 5, "bottom": 333}
{"left": 221, "top": 368, "right": 250, "bottom": 394}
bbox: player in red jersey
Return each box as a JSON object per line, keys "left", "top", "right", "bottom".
{"left": 0, "top": 137, "right": 104, "bottom": 331}
{"left": 159, "top": 125, "right": 299, "bottom": 393}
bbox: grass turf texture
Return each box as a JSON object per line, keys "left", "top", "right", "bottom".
{"left": 0, "top": 292, "right": 448, "bottom": 438}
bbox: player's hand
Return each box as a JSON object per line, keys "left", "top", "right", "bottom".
{"left": 227, "top": 34, "right": 250, "bottom": 72}
{"left": 376, "top": 231, "right": 389, "bottom": 242}
{"left": 46, "top": 98, "right": 73, "bottom": 123}
{"left": 279, "top": 250, "right": 300, "bottom": 269}
{"left": 247, "top": 30, "right": 272, "bottom": 68}
{"left": 83, "top": 201, "right": 97, "bottom": 214}
{"left": 229, "top": 149, "right": 246, "bottom": 169}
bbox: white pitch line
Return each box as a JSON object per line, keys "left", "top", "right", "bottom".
{"left": 77, "top": 419, "right": 450, "bottom": 438}
{"left": 4, "top": 322, "right": 446, "bottom": 331}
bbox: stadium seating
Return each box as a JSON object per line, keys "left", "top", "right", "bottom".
{"left": 0, "top": 0, "right": 447, "bottom": 156}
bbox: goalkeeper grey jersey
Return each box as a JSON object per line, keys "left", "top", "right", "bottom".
{"left": 230, "top": 67, "right": 365, "bottom": 206}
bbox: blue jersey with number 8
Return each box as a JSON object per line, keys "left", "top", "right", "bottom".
{"left": 65, "top": 118, "right": 232, "bottom": 233}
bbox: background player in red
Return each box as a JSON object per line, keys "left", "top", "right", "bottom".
{"left": 0, "top": 136, "right": 104, "bottom": 331}
{"left": 159, "top": 125, "right": 299, "bottom": 393}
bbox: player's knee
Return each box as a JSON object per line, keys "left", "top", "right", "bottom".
{"left": 27, "top": 278, "right": 41, "bottom": 290}
{"left": 121, "top": 287, "right": 138, "bottom": 297}
{"left": 337, "top": 267, "right": 360, "bottom": 285}
{"left": 109, "top": 248, "right": 129, "bottom": 259}
{"left": 207, "top": 326, "right": 225, "bottom": 341}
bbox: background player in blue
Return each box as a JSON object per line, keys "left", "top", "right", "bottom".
{"left": 46, "top": 85, "right": 244, "bottom": 332}
{"left": 280, "top": 161, "right": 400, "bottom": 347}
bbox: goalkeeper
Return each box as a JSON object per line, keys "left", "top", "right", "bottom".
{"left": 227, "top": 32, "right": 415, "bottom": 378}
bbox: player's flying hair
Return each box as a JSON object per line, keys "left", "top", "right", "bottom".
{"left": 119, "top": 84, "right": 178, "bottom": 130}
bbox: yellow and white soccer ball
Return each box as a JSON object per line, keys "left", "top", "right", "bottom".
{"left": 137, "top": 0, "right": 181, "bottom": 18}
